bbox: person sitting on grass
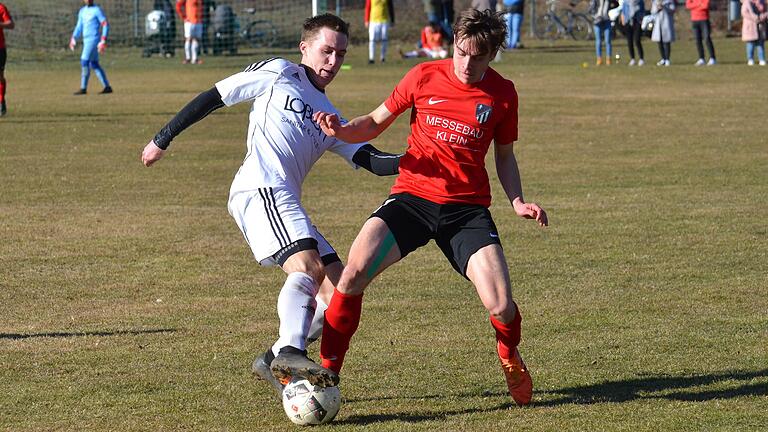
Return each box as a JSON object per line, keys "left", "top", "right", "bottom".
{"left": 400, "top": 21, "right": 448, "bottom": 59}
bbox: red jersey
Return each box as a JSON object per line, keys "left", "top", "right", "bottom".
{"left": 176, "top": 0, "right": 203, "bottom": 24}
{"left": 0, "top": 3, "right": 12, "bottom": 49}
{"left": 384, "top": 59, "right": 519, "bottom": 207}
{"left": 420, "top": 26, "right": 444, "bottom": 50}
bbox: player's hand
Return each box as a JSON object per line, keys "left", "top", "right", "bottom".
{"left": 141, "top": 140, "right": 166, "bottom": 167}
{"left": 512, "top": 198, "right": 548, "bottom": 227}
{"left": 313, "top": 112, "right": 342, "bottom": 137}
{"left": 97, "top": 41, "right": 107, "bottom": 54}
{"left": 69, "top": 38, "right": 76, "bottom": 51}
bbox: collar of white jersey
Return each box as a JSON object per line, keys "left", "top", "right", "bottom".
{"left": 299, "top": 64, "right": 326, "bottom": 94}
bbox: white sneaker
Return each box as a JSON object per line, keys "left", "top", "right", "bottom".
{"left": 748, "top": 59, "right": 755, "bottom": 66}
{"left": 760, "top": 60, "right": 767, "bottom": 66}
{"left": 664, "top": 59, "right": 671, "bottom": 66}
{"left": 707, "top": 58, "right": 716, "bottom": 66}
{"left": 638, "top": 59, "right": 645, "bottom": 66}
{"left": 628, "top": 59, "right": 636, "bottom": 66}
{"left": 656, "top": 59, "right": 666, "bottom": 66}
{"left": 694, "top": 58, "right": 705, "bottom": 66}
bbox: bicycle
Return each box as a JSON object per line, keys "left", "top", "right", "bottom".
{"left": 240, "top": 8, "right": 278, "bottom": 49}
{"left": 534, "top": 0, "right": 593, "bottom": 41}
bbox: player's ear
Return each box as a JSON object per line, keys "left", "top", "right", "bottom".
{"left": 299, "top": 40, "right": 308, "bottom": 56}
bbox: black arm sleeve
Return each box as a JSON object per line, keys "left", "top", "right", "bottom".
{"left": 153, "top": 87, "right": 226, "bottom": 150}
{"left": 352, "top": 144, "right": 402, "bottom": 176}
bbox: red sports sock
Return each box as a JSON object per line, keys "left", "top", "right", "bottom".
{"left": 490, "top": 302, "right": 522, "bottom": 359}
{"left": 320, "top": 288, "right": 363, "bottom": 374}
{"left": 0, "top": 78, "right": 6, "bottom": 103}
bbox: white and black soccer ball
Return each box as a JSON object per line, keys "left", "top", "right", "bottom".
{"left": 281, "top": 378, "right": 341, "bottom": 426}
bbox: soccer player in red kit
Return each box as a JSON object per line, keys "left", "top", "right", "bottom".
{"left": 0, "top": 2, "right": 14, "bottom": 116}
{"left": 281, "top": 8, "right": 548, "bottom": 406}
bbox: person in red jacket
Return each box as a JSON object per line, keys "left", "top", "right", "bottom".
{"left": 685, "top": 0, "right": 716, "bottom": 65}
{"left": 176, "top": 0, "right": 203, "bottom": 64}
{"left": 0, "top": 2, "right": 14, "bottom": 116}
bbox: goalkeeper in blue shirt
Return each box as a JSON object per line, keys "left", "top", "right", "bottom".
{"left": 69, "top": 0, "right": 112, "bottom": 95}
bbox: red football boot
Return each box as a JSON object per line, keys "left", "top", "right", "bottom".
{"left": 499, "top": 343, "right": 533, "bottom": 406}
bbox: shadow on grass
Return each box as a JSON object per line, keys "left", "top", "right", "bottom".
{"left": 0, "top": 328, "right": 177, "bottom": 340}
{"left": 335, "top": 402, "right": 513, "bottom": 425}
{"left": 539, "top": 368, "right": 768, "bottom": 406}
{"left": 337, "top": 369, "right": 767, "bottom": 424}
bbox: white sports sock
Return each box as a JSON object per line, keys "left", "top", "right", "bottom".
{"left": 191, "top": 40, "right": 199, "bottom": 63}
{"left": 184, "top": 40, "right": 191, "bottom": 61}
{"left": 271, "top": 272, "right": 318, "bottom": 355}
{"left": 306, "top": 296, "right": 328, "bottom": 344}
{"left": 368, "top": 40, "right": 375, "bottom": 61}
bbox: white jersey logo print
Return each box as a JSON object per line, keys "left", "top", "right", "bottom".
{"left": 428, "top": 97, "right": 448, "bottom": 105}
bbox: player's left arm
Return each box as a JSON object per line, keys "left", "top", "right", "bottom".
{"left": 97, "top": 7, "right": 109, "bottom": 53}
{"left": 494, "top": 142, "right": 548, "bottom": 227}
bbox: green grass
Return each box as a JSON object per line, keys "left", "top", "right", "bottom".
{"left": 1, "top": 38, "right": 766, "bottom": 431}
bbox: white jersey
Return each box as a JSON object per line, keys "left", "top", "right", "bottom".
{"left": 215, "top": 58, "right": 364, "bottom": 199}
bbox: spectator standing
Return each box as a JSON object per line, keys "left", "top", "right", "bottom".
{"left": 651, "top": 0, "right": 675, "bottom": 66}
{"left": 365, "top": 0, "right": 395, "bottom": 64}
{"left": 622, "top": 0, "right": 646, "bottom": 65}
{"left": 400, "top": 21, "right": 448, "bottom": 58}
{"left": 0, "top": 1, "right": 13, "bottom": 116}
{"left": 69, "top": 0, "right": 112, "bottom": 95}
{"left": 686, "top": 0, "right": 716, "bottom": 65}
{"left": 176, "top": 0, "right": 203, "bottom": 64}
{"left": 590, "top": 0, "right": 613, "bottom": 64}
{"left": 741, "top": 0, "right": 768, "bottom": 65}
{"left": 201, "top": 0, "right": 215, "bottom": 55}
{"left": 503, "top": 0, "right": 525, "bottom": 49}
{"left": 153, "top": 0, "right": 176, "bottom": 57}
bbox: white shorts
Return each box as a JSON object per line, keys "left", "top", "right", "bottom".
{"left": 424, "top": 47, "right": 448, "bottom": 59}
{"left": 368, "top": 22, "right": 389, "bottom": 42}
{"left": 184, "top": 22, "right": 203, "bottom": 39}
{"left": 228, "top": 187, "right": 337, "bottom": 266}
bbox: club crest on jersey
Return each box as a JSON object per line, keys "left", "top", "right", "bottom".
{"left": 475, "top": 104, "right": 492, "bottom": 124}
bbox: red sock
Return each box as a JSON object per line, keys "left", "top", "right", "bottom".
{"left": 320, "top": 288, "right": 363, "bottom": 374}
{"left": 0, "top": 78, "right": 6, "bottom": 103}
{"left": 490, "top": 302, "right": 522, "bottom": 359}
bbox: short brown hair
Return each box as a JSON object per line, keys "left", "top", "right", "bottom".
{"left": 452, "top": 9, "right": 508, "bottom": 55}
{"left": 301, "top": 13, "right": 350, "bottom": 42}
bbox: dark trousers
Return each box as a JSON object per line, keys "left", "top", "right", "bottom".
{"left": 692, "top": 19, "right": 716, "bottom": 60}
{"left": 625, "top": 18, "right": 644, "bottom": 60}
{"left": 658, "top": 41, "right": 671, "bottom": 60}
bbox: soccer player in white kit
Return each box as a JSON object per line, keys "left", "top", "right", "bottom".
{"left": 141, "top": 13, "right": 400, "bottom": 396}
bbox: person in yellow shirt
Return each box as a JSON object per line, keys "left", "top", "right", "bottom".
{"left": 365, "top": 0, "right": 394, "bottom": 64}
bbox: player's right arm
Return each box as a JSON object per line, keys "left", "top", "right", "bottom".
{"left": 142, "top": 86, "right": 226, "bottom": 167}
{"left": 70, "top": 9, "right": 84, "bottom": 49}
{"left": 313, "top": 102, "right": 397, "bottom": 144}
{"left": 0, "top": 5, "right": 14, "bottom": 30}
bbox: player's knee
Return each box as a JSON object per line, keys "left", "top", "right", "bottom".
{"left": 337, "top": 265, "right": 367, "bottom": 296}
{"left": 89, "top": 61, "right": 100, "bottom": 69}
{"left": 487, "top": 300, "right": 516, "bottom": 323}
{"left": 300, "top": 259, "right": 326, "bottom": 287}
{"left": 80, "top": 59, "right": 90, "bottom": 68}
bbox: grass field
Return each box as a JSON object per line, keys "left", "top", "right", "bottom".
{"left": 1, "top": 37, "right": 767, "bottom": 431}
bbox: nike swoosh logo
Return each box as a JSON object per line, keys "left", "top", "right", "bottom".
{"left": 428, "top": 97, "right": 448, "bottom": 105}
{"left": 489, "top": 233, "right": 499, "bottom": 238}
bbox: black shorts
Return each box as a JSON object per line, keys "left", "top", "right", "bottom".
{"left": 371, "top": 192, "right": 502, "bottom": 278}
{"left": 0, "top": 48, "right": 6, "bottom": 71}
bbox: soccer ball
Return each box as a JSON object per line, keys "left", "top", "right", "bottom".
{"left": 281, "top": 378, "right": 341, "bottom": 425}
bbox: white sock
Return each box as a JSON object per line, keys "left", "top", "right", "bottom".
{"left": 184, "top": 40, "right": 191, "bottom": 61}
{"left": 369, "top": 40, "right": 375, "bottom": 61}
{"left": 271, "top": 272, "right": 318, "bottom": 355}
{"left": 191, "top": 40, "right": 199, "bottom": 63}
{"left": 306, "top": 296, "right": 328, "bottom": 344}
